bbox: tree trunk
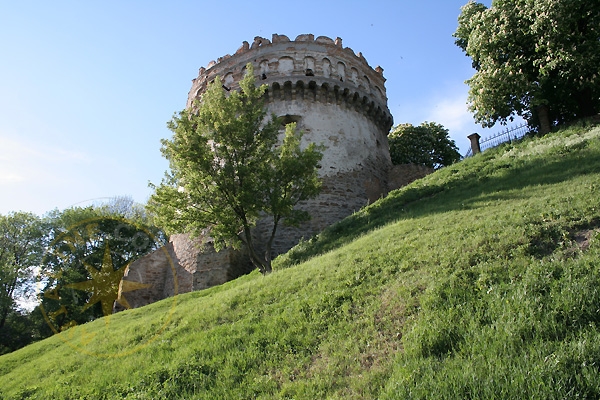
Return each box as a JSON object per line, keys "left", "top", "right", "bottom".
{"left": 263, "top": 246, "right": 272, "bottom": 275}
{"left": 575, "top": 87, "right": 597, "bottom": 118}
{"left": 0, "top": 303, "right": 9, "bottom": 329}
{"left": 262, "top": 219, "right": 280, "bottom": 275}
{"left": 0, "top": 277, "right": 18, "bottom": 329}
{"left": 537, "top": 104, "right": 551, "bottom": 135}
{"left": 241, "top": 226, "right": 269, "bottom": 275}
{"left": 262, "top": 255, "right": 273, "bottom": 275}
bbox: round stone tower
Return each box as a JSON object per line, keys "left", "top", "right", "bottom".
{"left": 186, "top": 34, "right": 394, "bottom": 255}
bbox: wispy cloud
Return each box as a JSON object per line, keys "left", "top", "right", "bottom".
{"left": 0, "top": 133, "right": 95, "bottom": 213}
{"left": 0, "top": 134, "right": 89, "bottom": 185}
{"left": 0, "top": 172, "right": 24, "bottom": 184}
{"left": 427, "top": 95, "right": 473, "bottom": 133}
{"left": 0, "top": 131, "right": 161, "bottom": 215}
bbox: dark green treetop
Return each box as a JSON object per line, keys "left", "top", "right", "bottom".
{"left": 455, "top": 0, "right": 600, "bottom": 133}
{"left": 388, "top": 122, "right": 461, "bottom": 169}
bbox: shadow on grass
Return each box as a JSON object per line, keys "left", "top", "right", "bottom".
{"left": 277, "top": 140, "right": 600, "bottom": 269}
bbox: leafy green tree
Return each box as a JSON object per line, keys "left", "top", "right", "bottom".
{"left": 0, "top": 212, "right": 45, "bottom": 354}
{"left": 148, "top": 65, "right": 323, "bottom": 275}
{"left": 39, "top": 204, "right": 165, "bottom": 332}
{"left": 0, "top": 309, "right": 48, "bottom": 355}
{"left": 388, "top": 122, "right": 461, "bottom": 169}
{"left": 0, "top": 199, "right": 165, "bottom": 354}
{"left": 454, "top": 0, "right": 600, "bottom": 133}
{"left": 0, "top": 212, "right": 44, "bottom": 330}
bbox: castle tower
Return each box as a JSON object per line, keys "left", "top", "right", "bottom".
{"left": 187, "top": 34, "right": 394, "bottom": 255}
{"left": 116, "top": 34, "right": 396, "bottom": 310}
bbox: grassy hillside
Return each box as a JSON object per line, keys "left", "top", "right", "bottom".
{"left": 1, "top": 123, "right": 600, "bottom": 399}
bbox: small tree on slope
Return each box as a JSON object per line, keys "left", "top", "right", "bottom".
{"left": 148, "top": 65, "right": 323, "bottom": 274}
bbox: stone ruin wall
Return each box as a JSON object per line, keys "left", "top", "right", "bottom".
{"left": 117, "top": 233, "right": 253, "bottom": 310}
{"left": 387, "top": 164, "right": 435, "bottom": 190}
{"left": 116, "top": 34, "right": 432, "bottom": 311}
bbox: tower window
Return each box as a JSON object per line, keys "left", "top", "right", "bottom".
{"left": 279, "top": 114, "right": 302, "bottom": 126}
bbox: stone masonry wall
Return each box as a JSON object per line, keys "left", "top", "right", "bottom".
{"left": 117, "top": 245, "right": 173, "bottom": 310}
{"left": 387, "top": 164, "right": 434, "bottom": 191}
{"left": 117, "top": 234, "right": 252, "bottom": 310}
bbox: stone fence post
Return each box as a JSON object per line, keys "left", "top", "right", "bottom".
{"left": 467, "top": 133, "right": 481, "bottom": 155}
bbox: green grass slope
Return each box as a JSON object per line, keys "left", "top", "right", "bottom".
{"left": 2, "top": 123, "right": 600, "bottom": 399}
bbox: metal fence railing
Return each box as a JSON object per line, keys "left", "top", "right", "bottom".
{"left": 464, "top": 123, "right": 529, "bottom": 158}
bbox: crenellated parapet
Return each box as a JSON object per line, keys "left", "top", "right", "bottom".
{"left": 263, "top": 80, "right": 393, "bottom": 133}
{"left": 186, "top": 34, "right": 393, "bottom": 133}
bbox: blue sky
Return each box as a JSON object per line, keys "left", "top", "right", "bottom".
{"left": 0, "top": 0, "right": 496, "bottom": 215}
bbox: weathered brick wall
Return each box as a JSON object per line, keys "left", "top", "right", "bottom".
{"left": 387, "top": 164, "right": 434, "bottom": 191}
{"left": 117, "top": 244, "right": 174, "bottom": 310}
{"left": 117, "top": 234, "right": 252, "bottom": 311}
{"left": 255, "top": 164, "right": 390, "bottom": 257}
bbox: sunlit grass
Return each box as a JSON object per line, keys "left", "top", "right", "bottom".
{"left": 1, "top": 123, "right": 600, "bottom": 399}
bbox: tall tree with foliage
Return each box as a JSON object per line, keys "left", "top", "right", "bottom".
{"left": 0, "top": 199, "right": 164, "bottom": 354}
{"left": 148, "top": 65, "right": 323, "bottom": 275}
{"left": 0, "top": 212, "right": 44, "bottom": 330}
{"left": 454, "top": 0, "right": 600, "bottom": 133}
{"left": 0, "top": 212, "right": 45, "bottom": 354}
{"left": 388, "top": 122, "right": 461, "bottom": 169}
{"left": 39, "top": 204, "right": 165, "bottom": 333}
